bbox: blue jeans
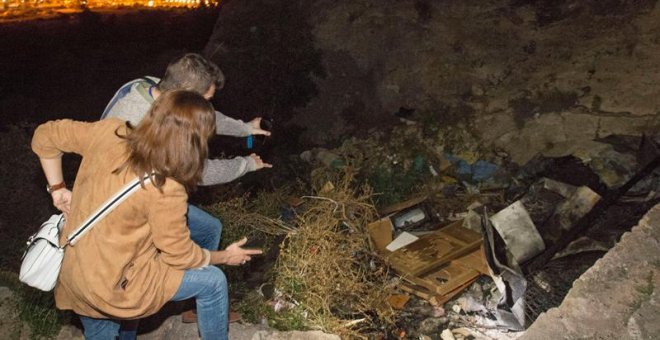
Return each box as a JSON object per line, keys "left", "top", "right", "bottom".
{"left": 79, "top": 266, "right": 228, "bottom": 339}
{"left": 171, "top": 266, "right": 228, "bottom": 339}
{"left": 79, "top": 204, "right": 223, "bottom": 339}
{"left": 187, "top": 204, "right": 222, "bottom": 252}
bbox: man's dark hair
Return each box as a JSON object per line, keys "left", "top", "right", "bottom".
{"left": 158, "top": 53, "right": 225, "bottom": 94}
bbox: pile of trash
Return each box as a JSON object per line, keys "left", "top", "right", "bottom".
{"left": 211, "top": 120, "right": 659, "bottom": 338}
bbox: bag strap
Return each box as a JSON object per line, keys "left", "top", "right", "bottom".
{"left": 64, "top": 175, "right": 149, "bottom": 247}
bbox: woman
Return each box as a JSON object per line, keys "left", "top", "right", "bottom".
{"left": 32, "top": 90, "right": 261, "bottom": 339}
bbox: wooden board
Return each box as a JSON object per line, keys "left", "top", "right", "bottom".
{"left": 368, "top": 215, "right": 488, "bottom": 306}
{"left": 453, "top": 246, "right": 490, "bottom": 275}
{"left": 434, "top": 277, "right": 480, "bottom": 306}
{"left": 424, "top": 262, "right": 480, "bottom": 296}
{"left": 401, "top": 262, "right": 480, "bottom": 296}
{"left": 399, "top": 282, "right": 440, "bottom": 306}
{"left": 397, "top": 247, "right": 488, "bottom": 305}
{"left": 387, "top": 221, "right": 482, "bottom": 277}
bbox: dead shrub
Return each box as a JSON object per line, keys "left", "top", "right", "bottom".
{"left": 272, "top": 171, "right": 396, "bottom": 337}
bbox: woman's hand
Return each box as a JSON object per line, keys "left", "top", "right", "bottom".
{"left": 211, "top": 237, "right": 263, "bottom": 266}
{"left": 51, "top": 188, "right": 72, "bottom": 218}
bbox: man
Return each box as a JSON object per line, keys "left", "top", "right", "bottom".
{"left": 101, "top": 53, "right": 271, "bottom": 337}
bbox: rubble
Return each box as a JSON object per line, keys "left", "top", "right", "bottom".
{"left": 356, "top": 159, "right": 612, "bottom": 331}
{"left": 210, "top": 110, "right": 657, "bottom": 338}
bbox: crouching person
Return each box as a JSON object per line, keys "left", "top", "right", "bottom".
{"left": 32, "top": 90, "right": 262, "bottom": 340}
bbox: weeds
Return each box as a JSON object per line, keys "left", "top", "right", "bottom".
{"left": 0, "top": 271, "right": 68, "bottom": 339}
{"left": 272, "top": 171, "right": 395, "bottom": 337}
{"left": 210, "top": 170, "right": 396, "bottom": 336}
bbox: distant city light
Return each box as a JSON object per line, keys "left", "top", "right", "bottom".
{"left": 1, "top": 0, "right": 219, "bottom": 21}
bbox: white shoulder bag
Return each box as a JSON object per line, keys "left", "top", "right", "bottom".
{"left": 20, "top": 176, "right": 147, "bottom": 291}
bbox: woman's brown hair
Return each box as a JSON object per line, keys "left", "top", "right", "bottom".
{"left": 115, "top": 90, "right": 216, "bottom": 192}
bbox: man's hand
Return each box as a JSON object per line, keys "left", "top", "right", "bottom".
{"left": 52, "top": 188, "right": 72, "bottom": 218}
{"left": 248, "top": 117, "right": 272, "bottom": 136}
{"left": 219, "top": 237, "right": 263, "bottom": 266}
{"left": 249, "top": 153, "right": 273, "bottom": 170}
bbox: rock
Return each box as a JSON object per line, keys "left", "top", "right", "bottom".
{"left": 56, "top": 324, "right": 83, "bottom": 339}
{"left": 137, "top": 313, "right": 197, "bottom": 340}
{"left": 476, "top": 107, "right": 656, "bottom": 166}
{"left": 440, "top": 329, "right": 456, "bottom": 340}
{"left": 452, "top": 327, "right": 473, "bottom": 338}
{"left": 133, "top": 312, "right": 340, "bottom": 340}
{"left": 239, "top": 325, "right": 341, "bottom": 340}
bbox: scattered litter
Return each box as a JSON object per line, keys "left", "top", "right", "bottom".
{"left": 267, "top": 289, "right": 298, "bottom": 312}
{"left": 540, "top": 177, "right": 578, "bottom": 198}
{"left": 386, "top": 232, "right": 419, "bottom": 252}
{"left": 443, "top": 153, "right": 500, "bottom": 183}
{"left": 391, "top": 206, "right": 429, "bottom": 230}
{"left": 452, "top": 304, "right": 462, "bottom": 314}
{"left": 489, "top": 200, "right": 546, "bottom": 264}
{"left": 432, "top": 306, "right": 446, "bottom": 317}
{"left": 481, "top": 210, "right": 527, "bottom": 331}
{"left": 447, "top": 211, "right": 469, "bottom": 221}
{"left": 429, "top": 165, "right": 439, "bottom": 177}
{"left": 462, "top": 209, "right": 483, "bottom": 232}
{"left": 216, "top": 112, "right": 656, "bottom": 339}
{"left": 300, "top": 148, "right": 344, "bottom": 169}
{"left": 387, "top": 294, "right": 411, "bottom": 310}
{"left": 457, "top": 295, "right": 488, "bottom": 313}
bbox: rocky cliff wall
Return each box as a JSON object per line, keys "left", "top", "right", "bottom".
{"left": 205, "top": 0, "right": 660, "bottom": 165}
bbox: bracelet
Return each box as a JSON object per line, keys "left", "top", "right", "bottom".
{"left": 46, "top": 182, "right": 66, "bottom": 194}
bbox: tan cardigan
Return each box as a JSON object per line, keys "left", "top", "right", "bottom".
{"left": 32, "top": 118, "right": 210, "bottom": 319}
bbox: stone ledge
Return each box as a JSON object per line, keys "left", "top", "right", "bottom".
{"left": 521, "top": 203, "right": 660, "bottom": 340}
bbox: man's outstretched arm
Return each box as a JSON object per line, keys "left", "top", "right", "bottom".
{"left": 200, "top": 154, "right": 272, "bottom": 186}
{"left": 215, "top": 111, "right": 271, "bottom": 137}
